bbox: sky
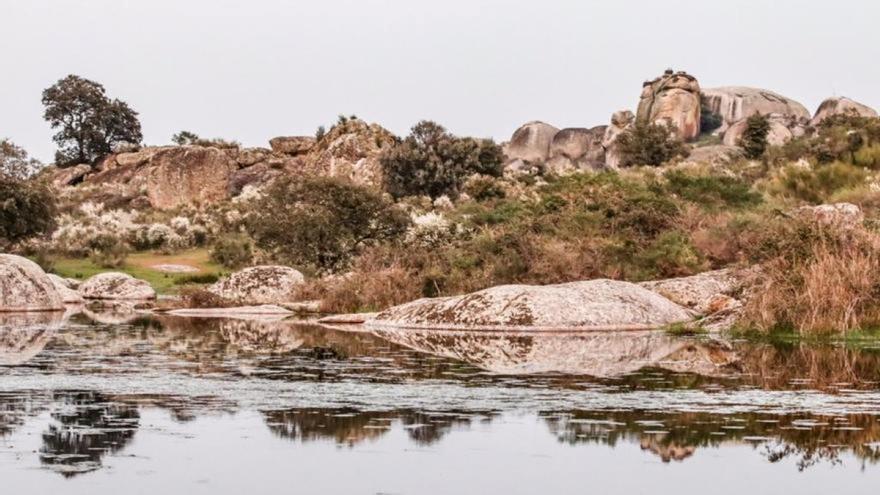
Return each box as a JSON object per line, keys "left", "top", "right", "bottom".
{"left": 2, "top": 0, "right": 878, "bottom": 162}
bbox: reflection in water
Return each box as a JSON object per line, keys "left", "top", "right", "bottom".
{"left": 39, "top": 391, "right": 140, "bottom": 477}
{"left": 0, "top": 311, "right": 64, "bottom": 366}
{"left": 263, "top": 408, "right": 491, "bottom": 447}
{"left": 372, "top": 328, "right": 740, "bottom": 377}
{"left": 543, "top": 410, "right": 880, "bottom": 470}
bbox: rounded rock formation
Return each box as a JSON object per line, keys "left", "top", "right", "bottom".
{"left": 0, "top": 254, "right": 64, "bottom": 312}
{"left": 545, "top": 126, "right": 607, "bottom": 174}
{"left": 79, "top": 272, "right": 157, "bottom": 300}
{"left": 505, "top": 121, "right": 560, "bottom": 163}
{"left": 722, "top": 114, "right": 799, "bottom": 147}
{"left": 603, "top": 110, "right": 636, "bottom": 169}
{"left": 636, "top": 70, "right": 701, "bottom": 141}
{"left": 269, "top": 136, "right": 316, "bottom": 156}
{"left": 47, "top": 273, "right": 84, "bottom": 304}
{"left": 145, "top": 147, "right": 237, "bottom": 209}
{"left": 366, "top": 279, "right": 694, "bottom": 332}
{"left": 208, "top": 265, "right": 305, "bottom": 305}
{"left": 810, "top": 96, "right": 878, "bottom": 127}
{"left": 700, "top": 87, "right": 811, "bottom": 133}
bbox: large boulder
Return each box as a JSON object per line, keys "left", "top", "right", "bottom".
{"left": 796, "top": 203, "right": 864, "bottom": 230}
{"left": 0, "top": 254, "right": 64, "bottom": 312}
{"left": 269, "top": 136, "right": 316, "bottom": 156}
{"left": 47, "top": 273, "right": 84, "bottom": 304}
{"left": 366, "top": 279, "right": 694, "bottom": 332}
{"left": 722, "top": 114, "right": 801, "bottom": 147}
{"left": 810, "top": 97, "right": 878, "bottom": 127}
{"left": 302, "top": 119, "right": 397, "bottom": 186}
{"left": 145, "top": 147, "right": 238, "bottom": 209}
{"left": 636, "top": 70, "right": 701, "bottom": 141}
{"left": 639, "top": 269, "right": 745, "bottom": 315}
{"left": 545, "top": 126, "right": 607, "bottom": 174}
{"left": 209, "top": 265, "right": 305, "bottom": 305}
{"left": 505, "top": 121, "right": 560, "bottom": 163}
{"left": 700, "top": 87, "right": 811, "bottom": 133}
{"left": 50, "top": 164, "right": 92, "bottom": 188}
{"left": 79, "top": 272, "right": 156, "bottom": 300}
{"left": 602, "top": 110, "right": 636, "bottom": 169}
{"left": 228, "top": 162, "right": 282, "bottom": 196}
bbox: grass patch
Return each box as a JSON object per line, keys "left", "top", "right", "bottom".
{"left": 48, "top": 248, "right": 227, "bottom": 294}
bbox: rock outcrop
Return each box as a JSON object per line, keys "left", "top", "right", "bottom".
{"left": 269, "top": 136, "right": 316, "bottom": 156}
{"left": 796, "top": 202, "right": 864, "bottom": 229}
{"left": 636, "top": 70, "right": 701, "bottom": 141}
{"left": 602, "top": 110, "right": 636, "bottom": 169}
{"left": 209, "top": 266, "right": 305, "bottom": 305}
{"left": 302, "top": 119, "right": 397, "bottom": 186}
{"left": 505, "top": 121, "right": 560, "bottom": 163}
{"left": 700, "top": 87, "right": 811, "bottom": 133}
{"left": 367, "top": 279, "right": 693, "bottom": 332}
{"left": 50, "top": 164, "right": 92, "bottom": 188}
{"left": 79, "top": 272, "right": 156, "bottom": 300}
{"left": 639, "top": 269, "right": 744, "bottom": 315}
{"left": 47, "top": 273, "right": 84, "bottom": 304}
{"left": 545, "top": 126, "right": 607, "bottom": 174}
{"left": 145, "top": 147, "right": 238, "bottom": 209}
{"left": 0, "top": 254, "right": 64, "bottom": 312}
{"left": 810, "top": 97, "right": 878, "bottom": 127}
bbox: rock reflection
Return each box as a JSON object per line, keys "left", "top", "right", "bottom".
{"left": 0, "top": 311, "right": 64, "bottom": 366}
{"left": 264, "top": 408, "right": 492, "bottom": 447}
{"left": 371, "top": 328, "right": 739, "bottom": 377}
{"left": 544, "top": 410, "right": 880, "bottom": 469}
{"left": 39, "top": 391, "right": 140, "bottom": 477}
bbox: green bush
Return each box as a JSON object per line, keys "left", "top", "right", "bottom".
{"left": 381, "top": 121, "right": 504, "bottom": 199}
{"left": 0, "top": 175, "right": 57, "bottom": 249}
{"left": 174, "top": 273, "right": 221, "bottom": 286}
{"left": 246, "top": 176, "right": 411, "bottom": 272}
{"left": 209, "top": 235, "right": 254, "bottom": 269}
{"left": 616, "top": 121, "right": 688, "bottom": 167}
{"left": 740, "top": 113, "right": 770, "bottom": 159}
{"left": 89, "top": 233, "right": 130, "bottom": 268}
{"left": 664, "top": 169, "right": 762, "bottom": 210}
{"left": 463, "top": 174, "right": 506, "bottom": 201}
{"left": 766, "top": 161, "right": 867, "bottom": 204}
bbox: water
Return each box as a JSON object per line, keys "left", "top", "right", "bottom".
{"left": 2, "top": 308, "right": 880, "bottom": 494}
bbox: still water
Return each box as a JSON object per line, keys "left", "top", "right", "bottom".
{"left": 1, "top": 308, "right": 880, "bottom": 494}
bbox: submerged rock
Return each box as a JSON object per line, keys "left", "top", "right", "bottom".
{"left": 168, "top": 305, "right": 293, "bottom": 321}
{"left": 79, "top": 273, "right": 157, "bottom": 300}
{"left": 367, "top": 279, "right": 694, "bottom": 331}
{"left": 209, "top": 266, "right": 305, "bottom": 305}
{"left": 0, "top": 254, "right": 64, "bottom": 312}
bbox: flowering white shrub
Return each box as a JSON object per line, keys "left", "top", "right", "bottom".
{"left": 405, "top": 211, "right": 470, "bottom": 248}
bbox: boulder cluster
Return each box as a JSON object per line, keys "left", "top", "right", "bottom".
{"left": 503, "top": 69, "right": 877, "bottom": 174}
{"left": 50, "top": 118, "right": 396, "bottom": 210}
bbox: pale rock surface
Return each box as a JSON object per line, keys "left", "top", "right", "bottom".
{"left": 639, "top": 269, "right": 744, "bottom": 315}
{"left": 796, "top": 203, "right": 864, "bottom": 229}
{"left": 0, "top": 311, "right": 65, "bottom": 365}
{"left": 318, "top": 312, "right": 379, "bottom": 324}
{"left": 145, "top": 146, "right": 237, "bottom": 209}
{"left": 168, "top": 305, "right": 294, "bottom": 319}
{"left": 701, "top": 87, "right": 811, "bottom": 133}
{"left": 505, "top": 121, "right": 560, "bottom": 163}
{"left": 602, "top": 110, "right": 636, "bottom": 169}
{"left": 302, "top": 119, "right": 396, "bottom": 186}
{"left": 0, "top": 254, "right": 64, "bottom": 311}
{"left": 722, "top": 114, "right": 800, "bottom": 147}
{"left": 637, "top": 70, "right": 701, "bottom": 141}
{"left": 810, "top": 96, "right": 878, "bottom": 127}
{"left": 50, "top": 163, "right": 92, "bottom": 188}
{"left": 79, "top": 272, "right": 157, "bottom": 300}
{"left": 47, "top": 273, "right": 84, "bottom": 304}
{"left": 367, "top": 279, "right": 694, "bottom": 331}
{"left": 545, "top": 126, "right": 607, "bottom": 174}
{"left": 209, "top": 266, "right": 305, "bottom": 305}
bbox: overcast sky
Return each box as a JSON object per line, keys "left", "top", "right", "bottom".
{"left": 2, "top": 0, "right": 878, "bottom": 162}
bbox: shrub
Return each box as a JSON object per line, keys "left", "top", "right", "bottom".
{"left": 740, "top": 113, "right": 771, "bottom": 159}
{"left": 0, "top": 175, "right": 57, "bottom": 249}
{"left": 381, "top": 120, "right": 504, "bottom": 199}
{"left": 664, "top": 169, "right": 762, "bottom": 210}
{"left": 463, "top": 174, "right": 506, "bottom": 201}
{"left": 246, "top": 176, "right": 411, "bottom": 272}
{"left": 764, "top": 161, "right": 867, "bottom": 204}
{"left": 616, "top": 121, "right": 689, "bottom": 167}
{"left": 179, "top": 286, "right": 236, "bottom": 308}
{"left": 0, "top": 139, "right": 42, "bottom": 179}
{"left": 209, "top": 234, "right": 254, "bottom": 269}
{"left": 173, "top": 273, "right": 221, "bottom": 285}
{"left": 699, "top": 105, "right": 723, "bottom": 135}
{"left": 89, "top": 232, "right": 130, "bottom": 268}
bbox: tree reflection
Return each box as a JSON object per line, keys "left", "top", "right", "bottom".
{"left": 263, "top": 408, "right": 491, "bottom": 447}
{"left": 39, "top": 391, "right": 140, "bottom": 477}
{"left": 543, "top": 410, "right": 880, "bottom": 468}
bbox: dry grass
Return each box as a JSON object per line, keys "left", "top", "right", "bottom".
{"left": 742, "top": 226, "right": 880, "bottom": 335}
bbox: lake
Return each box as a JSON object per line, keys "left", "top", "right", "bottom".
{"left": 1, "top": 309, "right": 880, "bottom": 494}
